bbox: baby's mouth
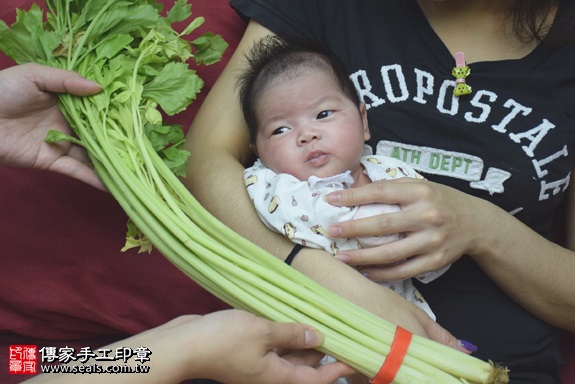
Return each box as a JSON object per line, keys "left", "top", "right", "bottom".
{"left": 306, "top": 151, "right": 328, "bottom": 166}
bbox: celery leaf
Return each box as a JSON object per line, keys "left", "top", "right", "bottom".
{"left": 95, "top": 34, "right": 134, "bottom": 62}
{"left": 0, "top": 4, "right": 60, "bottom": 64}
{"left": 145, "top": 123, "right": 189, "bottom": 177}
{"left": 45, "top": 130, "right": 84, "bottom": 146}
{"left": 142, "top": 62, "right": 203, "bottom": 115}
{"left": 145, "top": 123, "right": 185, "bottom": 152}
{"left": 87, "top": 3, "right": 160, "bottom": 43}
{"left": 123, "top": 219, "right": 153, "bottom": 253}
{"left": 191, "top": 32, "right": 228, "bottom": 65}
{"left": 167, "top": 0, "right": 192, "bottom": 24}
{"left": 180, "top": 16, "right": 204, "bottom": 36}
{"left": 160, "top": 144, "right": 190, "bottom": 177}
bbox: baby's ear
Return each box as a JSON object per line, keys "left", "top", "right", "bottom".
{"left": 249, "top": 143, "right": 259, "bottom": 157}
{"left": 360, "top": 103, "right": 370, "bottom": 141}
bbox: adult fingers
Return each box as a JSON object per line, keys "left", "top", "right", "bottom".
{"left": 423, "top": 319, "right": 476, "bottom": 354}
{"left": 332, "top": 218, "right": 432, "bottom": 266}
{"left": 266, "top": 322, "right": 324, "bottom": 350}
{"left": 337, "top": 235, "right": 449, "bottom": 279}
{"left": 335, "top": 238, "right": 409, "bottom": 266}
{"left": 265, "top": 323, "right": 356, "bottom": 384}
{"left": 26, "top": 63, "right": 102, "bottom": 96}
{"left": 49, "top": 155, "right": 106, "bottom": 191}
{"left": 279, "top": 363, "right": 356, "bottom": 384}
{"left": 325, "top": 178, "right": 423, "bottom": 207}
{"left": 280, "top": 353, "right": 356, "bottom": 384}
{"left": 279, "top": 349, "right": 326, "bottom": 367}
{"left": 328, "top": 210, "right": 405, "bottom": 239}
{"left": 355, "top": 254, "right": 440, "bottom": 282}
{"left": 328, "top": 197, "right": 443, "bottom": 240}
{"left": 314, "top": 361, "right": 357, "bottom": 383}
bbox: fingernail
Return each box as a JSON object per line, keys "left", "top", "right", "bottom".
{"left": 305, "top": 329, "right": 321, "bottom": 347}
{"left": 458, "top": 340, "right": 478, "bottom": 352}
{"left": 85, "top": 79, "right": 102, "bottom": 88}
{"left": 328, "top": 226, "right": 342, "bottom": 237}
{"left": 324, "top": 192, "right": 341, "bottom": 203}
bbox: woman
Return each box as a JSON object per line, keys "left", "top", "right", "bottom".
{"left": 184, "top": 1, "right": 575, "bottom": 382}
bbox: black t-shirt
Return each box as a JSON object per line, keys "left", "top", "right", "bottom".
{"left": 230, "top": 0, "right": 575, "bottom": 382}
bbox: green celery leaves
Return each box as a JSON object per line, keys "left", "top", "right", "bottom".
{"left": 0, "top": 0, "right": 228, "bottom": 251}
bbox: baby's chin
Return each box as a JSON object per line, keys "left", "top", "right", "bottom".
{"left": 300, "top": 171, "right": 332, "bottom": 181}
{"left": 301, "top": 170, "right": 350, "bottom": 182}
{"left": 290, "top": 163, "right": 350, "bottom": 181}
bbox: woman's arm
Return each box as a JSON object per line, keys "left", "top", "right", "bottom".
{"left": 324, "top": 177, "right": 575, "bottom": 332}
{"left": 183, "top": 20, "right": 466, "bottom": 348}
{"left": 472, "top": 195, "right": 575, "bottom": 332}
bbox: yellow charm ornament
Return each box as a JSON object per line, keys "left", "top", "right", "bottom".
{"left": 452, "top": 51, "right": 472, "bottom": 96}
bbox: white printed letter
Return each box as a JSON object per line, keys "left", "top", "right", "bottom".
{"left": 491, "top": 99, "right": 532, "bottom": 133}
{"left": 509, "top": 119, "right": 555, "bottom": 157}
{"left": 413, "top": 68, "right": 434, "bottom": 105}
{"left": 350, "top": 70, "right": 385, "bottom": 110}
{"left": 381, "top": 64, "right": 409, "bottom": 103}
{"left": 437, "top": 80, "right": 458, "bottom": 116}
{"left": 465, "top": 90, "right": 497, "bottom": 123}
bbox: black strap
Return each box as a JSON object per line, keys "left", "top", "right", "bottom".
{"left": 284, "top": 244, "right": 305, "bottom": 265}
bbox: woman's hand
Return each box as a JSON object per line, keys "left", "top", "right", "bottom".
{"left": 186, "top": 310, "right": 354, "bottom": 384}
{"left": 26, "top": 310, "right": 354, "bottom": 384}
{"left": 325, "top": 177, "right": 482, "bottom": 282}
{"left": 0, "top": 63, "right": 104, "bottom": 190}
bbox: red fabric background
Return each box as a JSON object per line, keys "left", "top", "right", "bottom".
{"left": 0, "top": 1, "right": 245, "bottom": 382}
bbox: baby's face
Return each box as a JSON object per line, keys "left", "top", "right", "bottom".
{"left": 253, "top": 68, "right": 369, "bottom": 181}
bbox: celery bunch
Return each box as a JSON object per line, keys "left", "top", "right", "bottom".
{"left": 0, "top": 1, "right": 508, "bottom": 382}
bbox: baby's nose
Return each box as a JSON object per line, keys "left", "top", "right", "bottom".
{"left": 299, "top": 131, "right": 319, "bottom": 144}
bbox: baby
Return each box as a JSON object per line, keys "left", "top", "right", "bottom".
{"left": 238, "top": 36, "right": 449, "bottom": 320}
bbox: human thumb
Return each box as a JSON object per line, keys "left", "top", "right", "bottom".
{"left": 269, "top": 322, "right": 324, "bottom": 350}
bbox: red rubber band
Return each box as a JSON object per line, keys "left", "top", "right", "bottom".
{"left": 372, "top": 327, "right": 412, "bottom": 384}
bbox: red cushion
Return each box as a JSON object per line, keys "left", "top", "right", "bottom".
{"left": 0, "top": 1, "right": 245, "bottom": 381}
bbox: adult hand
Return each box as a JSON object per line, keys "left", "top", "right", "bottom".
{"left": 26, "top": 310, "right": 354, "bottom": 384}
{"left": 325, "top": 177, "right": 481, "bottom": 282}
{"left": 184, "top": 310, "right": 354, "bottom": 384}
{"left": 0, "top": 63, "right": 104, "bottom": 190}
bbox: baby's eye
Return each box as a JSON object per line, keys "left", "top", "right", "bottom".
{"left": 317, "top": 110, "right": 334, "bottom": 119}
{"left": 272, "top": 126, "right": 290, "bottom": 135}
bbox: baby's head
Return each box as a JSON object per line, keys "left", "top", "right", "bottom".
{"left": 237, "top": 36, "right": 370, "bottom": 181}
{"left": 237, "top": 36, "right": 362, "bottom": 143}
